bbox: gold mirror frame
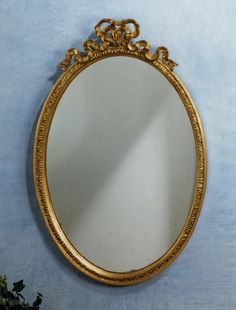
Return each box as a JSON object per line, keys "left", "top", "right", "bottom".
{"left": 33, "top": 18, "right": 207, "bottom": 286}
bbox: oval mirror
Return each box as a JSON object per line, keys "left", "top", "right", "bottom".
{"left": 33, "top": 19, "right": 207, "bottom": 285}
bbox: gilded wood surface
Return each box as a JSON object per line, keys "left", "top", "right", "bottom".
{"left": 59, "top": 18, "right": 178, "bottom": 71}
{"left": 33, "top": 19, "right": 207, "bottom": 286}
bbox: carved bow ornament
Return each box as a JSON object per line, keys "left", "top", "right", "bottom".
{"left": 59, "top": 18, "right": 178, "bottom": 71}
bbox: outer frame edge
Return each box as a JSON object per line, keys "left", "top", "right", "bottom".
{"left": 33, "top": 48, "right": 207, "bottom": 286}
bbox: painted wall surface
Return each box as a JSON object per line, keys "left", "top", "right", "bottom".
{"left": 0, "top": 1, "right": 236, "bottom": 309}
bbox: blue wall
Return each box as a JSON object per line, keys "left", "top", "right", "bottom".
{"left": 1, "top": 1, "right": 236, "bottom": 309}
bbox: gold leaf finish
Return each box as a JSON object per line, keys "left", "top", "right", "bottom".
{"left": 59, "top": 18, "right": 177, "bottom": 71}
{"left": 33, "top": 19, "right": 207, "bottom": 286}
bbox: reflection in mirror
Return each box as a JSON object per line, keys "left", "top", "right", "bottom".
{"left": 47, "top": 56, "right": 196, "bottom": 272}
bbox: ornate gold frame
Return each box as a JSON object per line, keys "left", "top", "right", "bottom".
{"left": 33, "top": 19, "right": 207, "bottom": 286}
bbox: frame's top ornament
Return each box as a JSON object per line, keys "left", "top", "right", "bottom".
{"left": 59, "top": 18, "right": 178, "bottom": 71}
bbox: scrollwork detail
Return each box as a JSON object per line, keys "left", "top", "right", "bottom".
{"left": 59, "top": 18, "right": 177, "bottom": 71}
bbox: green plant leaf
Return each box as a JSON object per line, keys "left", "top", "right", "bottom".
{"left": 33, "top": 295, "right": 42, "bottom": 307}
{"left": 13, "top": 280, "right": 25, "bottom": 293}
{"left": 0, "top": 276, "right": 43, "bottom": 309}
{"left": 0, "top": 275, "right": 8, "bottom": 296}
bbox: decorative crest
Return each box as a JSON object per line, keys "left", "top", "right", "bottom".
{"left": 59, "top": 18, "right": 178, "bottom": 71}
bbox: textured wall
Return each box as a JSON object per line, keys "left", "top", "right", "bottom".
{"left": 0, "top": 1, "right": 236, "bottom": 309}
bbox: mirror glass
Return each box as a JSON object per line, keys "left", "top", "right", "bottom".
{"left": 47, "top": 56, "right": 196, "bottom": 272}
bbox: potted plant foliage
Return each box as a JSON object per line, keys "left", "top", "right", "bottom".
{"left": 0, "top": 275, "right": 43, "bottom": 309}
